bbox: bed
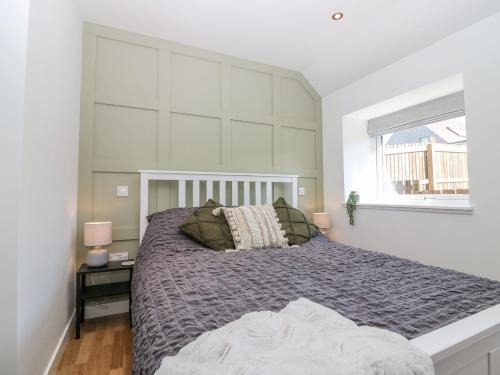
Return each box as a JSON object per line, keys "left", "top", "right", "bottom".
{"left": 132, "top": 170, "right": 500, "bottom": 375}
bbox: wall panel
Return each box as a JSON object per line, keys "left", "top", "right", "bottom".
{"left": 231, "top": 66, "right": 273, "bottom": 122}
{"left": 92, "top": 172, "right": 140, "bottom": 240}
{"left": 93, "top": 104, "right": 158, "bottom": 163}
{"left": 95, "top": 37, "right": 159, "bottom": 108}
{"left": 281, "top": 126, "right": 317, "bottom": 171}
{"left": 230, "top": 120, "right": 273, "bottom": 169}
{"left": 78, "top": 23, "right": 322, "bottom": 260}
{"left": 170, "top": 113, "right": 222, "bottom": 167}
{"left": 298, "top": 178, "right": 318, "bottom": 219}
{"left": 170, "top": 53, "right": 222, "bottom": 115}
{"left": 280, "top": 77, "right": 316, "bottom": 123}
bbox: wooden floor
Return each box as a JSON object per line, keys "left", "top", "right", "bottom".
{"left": 56, "top": 313, "right": 132, "bottom": 375}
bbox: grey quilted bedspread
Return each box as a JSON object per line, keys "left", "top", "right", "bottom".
{"left": 132, "top": 208, "right": 500, "bottom": 375}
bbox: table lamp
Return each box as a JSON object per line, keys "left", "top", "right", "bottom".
{"left": 84, "top": 221, "right": 112, "bottom": 267}
{"left": 312, "top": 213, "right": 330, "bottom": 235}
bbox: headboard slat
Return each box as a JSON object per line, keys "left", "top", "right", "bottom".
{"left": 192, "top": 180, "right": 200, "bottom": 207}
{"left": 178, "top": 180, "right": 186, "bottom": 208}
{"left": 219, "top": 181, "right": 226, "bottom": 206}
{"left": 206, "top": 180, "right": 214, "bottom": 200}
{"left": 243, "top": 181, "right": 250, "bottom": 206}
{"left": 231, "top": 181, "right": 238, "bottom": 206}
{"left": 255, "top": 182, "right": 262, "bottom": 205}
{"left": 266, "top": 181, "right": 273, "bottom": 204}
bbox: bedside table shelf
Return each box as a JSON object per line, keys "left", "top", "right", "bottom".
{"left": 81, "top": 281, "right": 131, "bottom": 299}
{"left": 76, "top": 260, "right": 134, "bottom": 339}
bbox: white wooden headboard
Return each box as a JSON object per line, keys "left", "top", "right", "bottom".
{"left": 139, "top": 170, "right": 299, "bottom": 242}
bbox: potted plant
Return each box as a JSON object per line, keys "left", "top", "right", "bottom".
{"left": 346, "top": 191, "right": 360, "bottom": 225}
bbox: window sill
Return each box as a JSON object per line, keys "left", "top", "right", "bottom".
{"left": 343, "top": 201, "right": 473, "bottom": 215}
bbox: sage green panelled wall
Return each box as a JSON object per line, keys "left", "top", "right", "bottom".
{"left": 77, "top": 23, "right": 323, "bottom": 260}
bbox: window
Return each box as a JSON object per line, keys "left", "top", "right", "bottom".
{"left": 365, "top": 91, "right": 470, "bottom": 202}
{"left": 377, "top": 116, "right": 469, "bottom": 199}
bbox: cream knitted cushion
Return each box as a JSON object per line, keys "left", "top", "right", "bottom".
{"left": 212, "top": 204, "right": 288, "bottom": 250}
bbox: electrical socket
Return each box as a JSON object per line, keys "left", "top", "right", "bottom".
{"left": 109, "top": 252, "right": 129, "bottom": 261}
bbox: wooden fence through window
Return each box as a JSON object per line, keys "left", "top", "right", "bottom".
{"left": 383, "top": 143, "right": 469, "bottom": 194}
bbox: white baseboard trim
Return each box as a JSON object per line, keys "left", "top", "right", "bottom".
{"left": 44, "top": 309, "right": 75, "bottom": 375}
{"left": 85, "top": 300, "right": 129, "bottom": 319}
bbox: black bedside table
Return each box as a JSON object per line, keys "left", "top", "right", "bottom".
{"left": 75, "top": 260, "right": 134, "bottom": 339}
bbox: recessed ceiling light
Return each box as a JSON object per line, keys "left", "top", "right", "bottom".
{"left": 332, "top": 12, "right": 344, "bottom": 21}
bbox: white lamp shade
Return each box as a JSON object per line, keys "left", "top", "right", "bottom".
{"left": 84, "top": 222, "right": 112, "bottom": 247}
{"left": 312, "top": 213, "right": 330, "bottom": 230}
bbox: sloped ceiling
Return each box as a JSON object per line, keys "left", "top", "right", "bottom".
{"left": 78, "top": 0, "right": 500, "bottom": 96}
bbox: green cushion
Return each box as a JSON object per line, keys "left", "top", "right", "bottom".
{"left": 179, "top": 199, "right": 235, "bottom": 251}
{"left": 273, "top": 197, "right": 318, "bottom": 245}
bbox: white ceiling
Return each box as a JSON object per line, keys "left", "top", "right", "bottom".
{"left": 78, "top": 0, "right": 500, "bottom": 96}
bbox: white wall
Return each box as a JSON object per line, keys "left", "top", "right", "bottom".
{"left": 0, "top": 1, "right": 30, "bottom": 373}
{"left": 341, "top": 117, "right": 378, "bottom": 203}
{"left": 323, "top": 12, "right": 500, "bottom": 281}
{"left": 16, "top": 0, "right": 82, "bottom": 374}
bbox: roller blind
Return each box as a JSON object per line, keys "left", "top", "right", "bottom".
{"left": 367, "top": 91, "right": 465, "bottom": 137}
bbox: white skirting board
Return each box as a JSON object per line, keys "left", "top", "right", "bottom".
{"left": 85, "top": 300, "right": 129, "bottom": 319}
{"left": 43, "top": 310, "right": 75, "bottom": 375}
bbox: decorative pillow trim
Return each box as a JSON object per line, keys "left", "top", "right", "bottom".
{"left": 213, "top": 204, "right": 288, "bottom": 251}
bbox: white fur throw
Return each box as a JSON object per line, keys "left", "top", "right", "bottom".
{"left": 212, "top": 204, "right": 288, "bottom": 250}
{"left": 155, "top": 298, "right": 434, "bottom": 375}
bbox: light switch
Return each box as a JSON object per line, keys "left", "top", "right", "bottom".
{"left": 116, "top": 185, "right": 129, "bottom": 197}
{"left": 298, "top": 187, "right": 306, "bottom": 196}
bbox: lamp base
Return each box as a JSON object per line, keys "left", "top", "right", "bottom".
{"left": 87, "top": 248, "right": 109, "bottom": 267}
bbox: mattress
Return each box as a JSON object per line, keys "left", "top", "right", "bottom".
{"left": 132, "top": 207, "right": 500, "bottom": 375}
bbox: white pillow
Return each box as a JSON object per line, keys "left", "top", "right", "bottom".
{"left": 213, "top": 204, "right": 288, "bottom": 250}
